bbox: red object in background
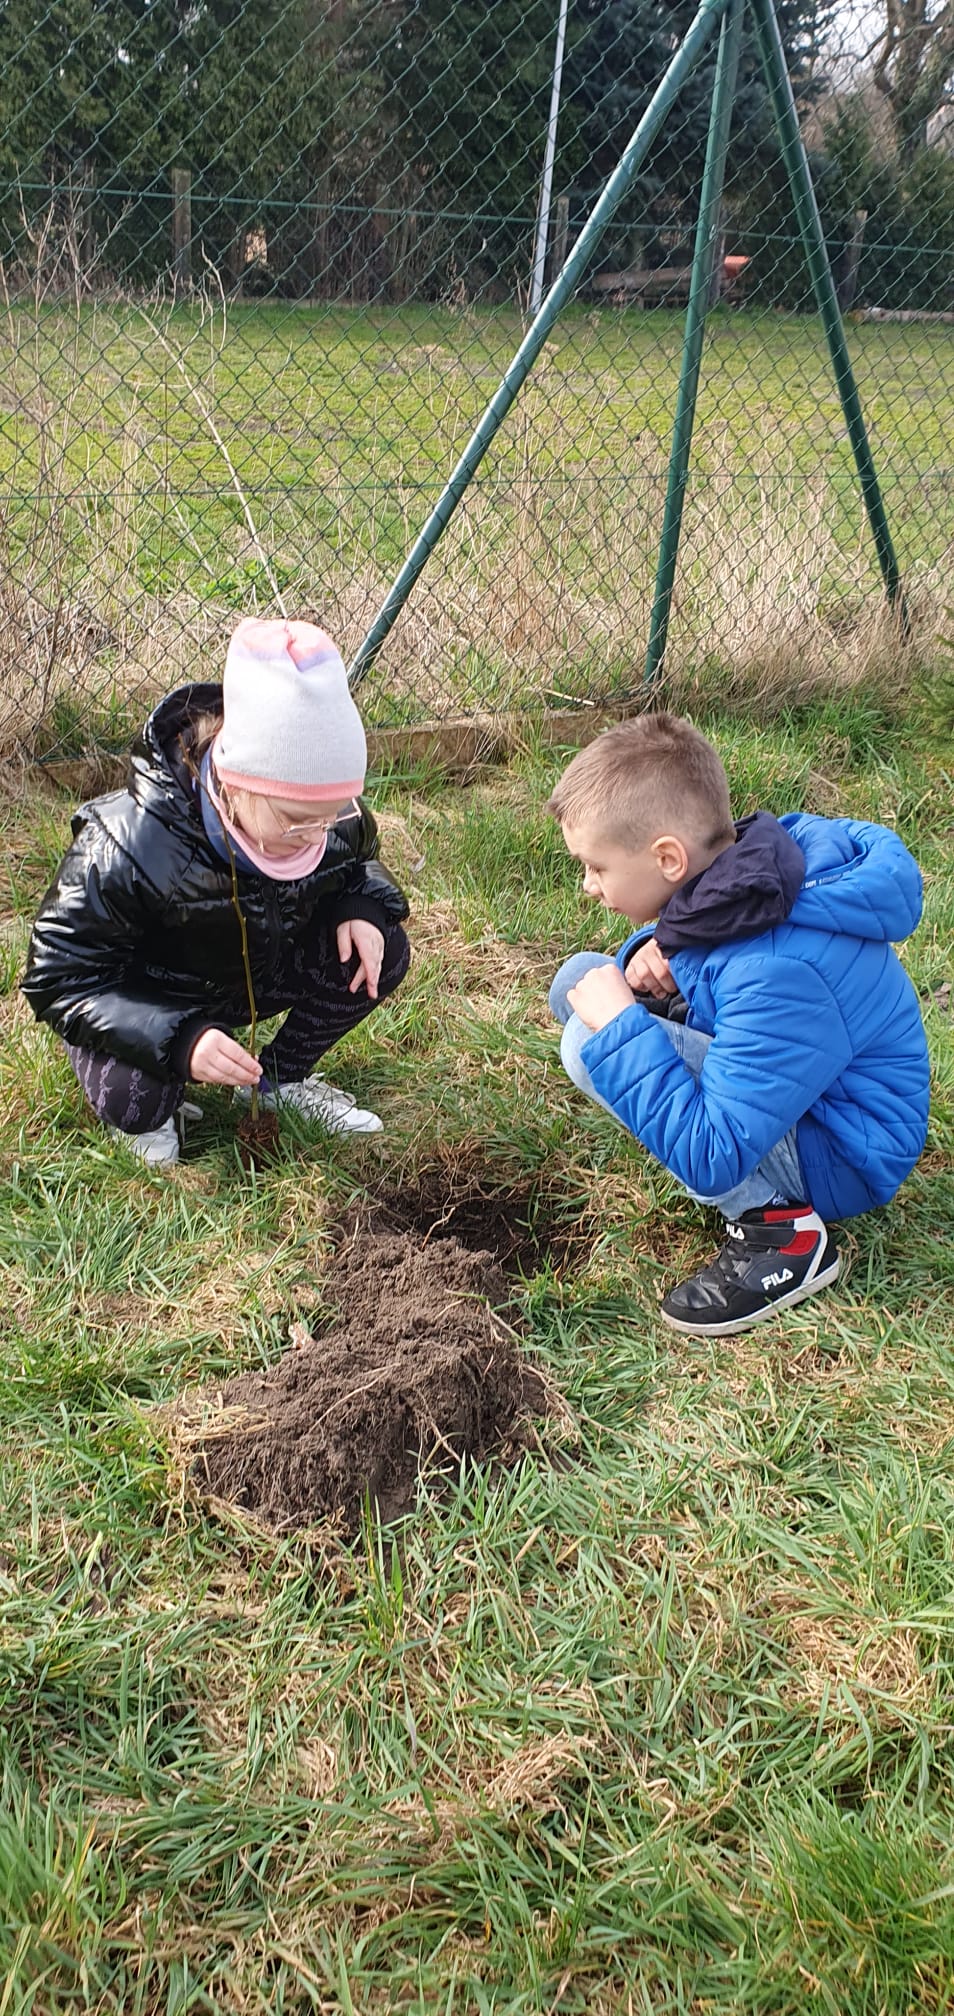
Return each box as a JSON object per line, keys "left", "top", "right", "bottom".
{"left": 723, "top": 255, "right": 750, "bottom": 280}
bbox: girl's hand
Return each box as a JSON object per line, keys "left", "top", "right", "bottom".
{"left": 337, "top": 918, "right": 385, "bottom": 1000}
{"left": 189, "top": 1028, "right": 262, "bottom": 1086}
{"left": 624, "top": 938, "right": 676, "bottom": 999}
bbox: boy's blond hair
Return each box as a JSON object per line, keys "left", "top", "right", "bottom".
{"left": 547, "top": 713, "right": 734, "bottom": 851}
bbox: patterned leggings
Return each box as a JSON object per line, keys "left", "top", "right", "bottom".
{"left": 66, "top": 921, "right": 410, "bottom": 1135}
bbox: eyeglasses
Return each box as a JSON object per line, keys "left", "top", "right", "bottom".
{"left": 267, "top": 805, "right": 357, "bottom": 840}
{"left": 213, "top": 766, "right": 359, "bottom": 843}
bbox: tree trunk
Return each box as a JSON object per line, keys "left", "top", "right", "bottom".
{"left": 837, "top": 211, "right": 867, "bottom": 312}
{"left": 171, "top": 169, "right": 192, "bottom": 292}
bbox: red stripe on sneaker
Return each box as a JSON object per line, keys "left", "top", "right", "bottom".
{"left": 780, "top": 1231, "right": 820, "bottom": 1256}
{"left": 763, "top": 1207, "right": 807, "bottom": 1222}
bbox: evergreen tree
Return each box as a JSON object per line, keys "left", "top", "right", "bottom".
{"left": 376, "top": 0, "right": 837, "bottom": 296}
{"left": 0, "top": 0, "right": 848, "bottom": 296}
{"left": 561, "top": 0, "right": 836, "bottom": 274}
{"left": 0, "top": 0, "right": 335, "bottom": 279}
{"left": 379, "top": 0, "right": 571, "bottom": 294}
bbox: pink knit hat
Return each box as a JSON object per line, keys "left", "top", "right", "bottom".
{"left": 214, "top": 617, "right": 366, "bottom": 802}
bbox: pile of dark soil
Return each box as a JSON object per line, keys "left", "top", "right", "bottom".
{"left": 193, "top": 1228, "right": 544, "bottom": 1533}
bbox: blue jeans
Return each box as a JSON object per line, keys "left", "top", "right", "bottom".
{"left": 549, "top": 951, "right": 806, "bottom": 1220}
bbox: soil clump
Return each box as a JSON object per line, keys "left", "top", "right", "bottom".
{"left": 236, "top": 1108, "right": 281, "bottom": 1169}
{"left": 193, "top": 1227, "right": 543, "bottom": 1532}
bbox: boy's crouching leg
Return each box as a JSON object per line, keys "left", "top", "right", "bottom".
{"left": 660, "top": 1205, "right": 840, "bottom": 1337}
{"left": 549, "top": 951, "right": 612, "bottom": 1026}
{"left": 558, "top": 1015, "right": 620, "bottom": 1119}
{"left": 550, "top": 952, "right": 624, "bottom": 1121}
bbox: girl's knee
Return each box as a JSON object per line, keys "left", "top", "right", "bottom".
{"left": 65, "top": 1044, "right": 181, "bottom": 1132}
{"left": 378, "top": 923, "right": 411, "bottom": 994}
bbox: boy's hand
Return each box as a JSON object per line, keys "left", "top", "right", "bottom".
{"left": 189, "top": 1029, "right": 262, "bottom": 1086}
{"left": 624, "top": 938, "right": 676, "bottom": 999}
{"left": 568, "top": 963, "right": 638, "bottom": 1033}
{"left": 337, "top": 918, "right": 385, "bottom": 1000}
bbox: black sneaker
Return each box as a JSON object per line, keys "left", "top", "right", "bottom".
{"left": 660, "top": 1206, "right": 840, "bottom": 1336}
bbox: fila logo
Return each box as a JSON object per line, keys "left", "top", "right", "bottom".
{"left": 762, "top": 1267, "right": 794, "bottom": 1290}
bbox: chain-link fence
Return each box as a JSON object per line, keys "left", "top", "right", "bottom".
{"left": 1, "top": 0, "right": 952, "bottom": 757}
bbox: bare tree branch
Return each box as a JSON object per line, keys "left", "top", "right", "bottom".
{"left": 869, "top": 0, "right": 954, "bottom": 155}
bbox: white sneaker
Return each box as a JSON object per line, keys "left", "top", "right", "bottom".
{"left": 236, "top": 1078, "right": 383, "bottom": 1134}
{"left": 111, "top": 1102, "right": 203, "bottom": 1168}
{"left": 113, "top": 1117, "right": 180, "bottom": 1166}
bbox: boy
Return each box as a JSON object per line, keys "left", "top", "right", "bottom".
{"left": 548, "top": 714, "right": 929, "bottom": 1335}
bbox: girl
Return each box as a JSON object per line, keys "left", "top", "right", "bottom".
{"left": 23, "top": 618, "right": 410, "bottom": 1165}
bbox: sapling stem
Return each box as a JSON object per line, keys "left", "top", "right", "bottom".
{"left": 183, "top": 739, "right": 262, "bottom": 1120}
{"left": 226, "top": 838, "right": 260, "bottom": 1121}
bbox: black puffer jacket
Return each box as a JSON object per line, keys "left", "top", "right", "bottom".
{"left": 22, "top": 683, "right": 409, "bottom": 1080}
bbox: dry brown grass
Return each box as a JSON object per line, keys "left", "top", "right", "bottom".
{"left": 769, "top": 1581, "right": 935, "bottom": 1728}
{"left": 330, "top": 456, "right": 935, "bottom": 721}
{"left": 2, "top": 502, "right": 929, "bottom": 758}
{"left": 0, "top": 559, "right": 226, "bottom": 758}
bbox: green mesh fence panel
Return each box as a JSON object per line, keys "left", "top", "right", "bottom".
{"left": 0, "top": 0, "right": 951, "bottom": 755}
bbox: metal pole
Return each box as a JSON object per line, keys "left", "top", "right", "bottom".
{"left": 645, "top": 0, "right": 744, "bottom": 684}
{"left": 530, "top": 0, "right": 571, "bottom": 318}
{"left": 750, "top": 0, "right": 906, "bottom": 621}
{"left": 350, "top": 0, "right": 731, "bottom": 687}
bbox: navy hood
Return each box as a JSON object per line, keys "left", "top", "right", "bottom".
{"left": 655, "top": 811, "right": 805, "bottom": 955}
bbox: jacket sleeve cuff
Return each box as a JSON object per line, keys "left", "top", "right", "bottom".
{"left": 327, "top": 895, "right": 392, "bottom": 935}
{"left": 171, "top": 1015, "right": 222, "bottom": 1080}
{"left": 580, "top": 1000, "right": 653, "bottom": 1074}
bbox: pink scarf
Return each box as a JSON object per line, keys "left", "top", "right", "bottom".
{"left": 207, "top": 747, "right": 329, "bottom": 882}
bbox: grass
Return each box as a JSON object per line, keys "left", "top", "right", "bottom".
{"left": 1, "top": 692, "right": 954, "bottom": 2012}
{"left": 0, "top": 293, "right": 952, "bottom": 752}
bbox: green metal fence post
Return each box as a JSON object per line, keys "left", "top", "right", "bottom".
{"left": 644, "top": 0, "right": 745, "bottom": 685}
{"left": 750, "top": 0, "right": 907, "bottom": 624}
{"left": 349, "top": 0, "right": 731, "bottom": 687}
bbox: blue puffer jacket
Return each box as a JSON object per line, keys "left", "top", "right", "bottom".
{"left": 580, "top": 814, "right": 930, "bottom": 1220}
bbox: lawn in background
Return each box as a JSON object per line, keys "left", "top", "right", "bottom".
{"left": 1, "top": 297, "right": 952, "bottom": 748}
{"left": 1, "top": 691, "right": 953, "bottom": 2013}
